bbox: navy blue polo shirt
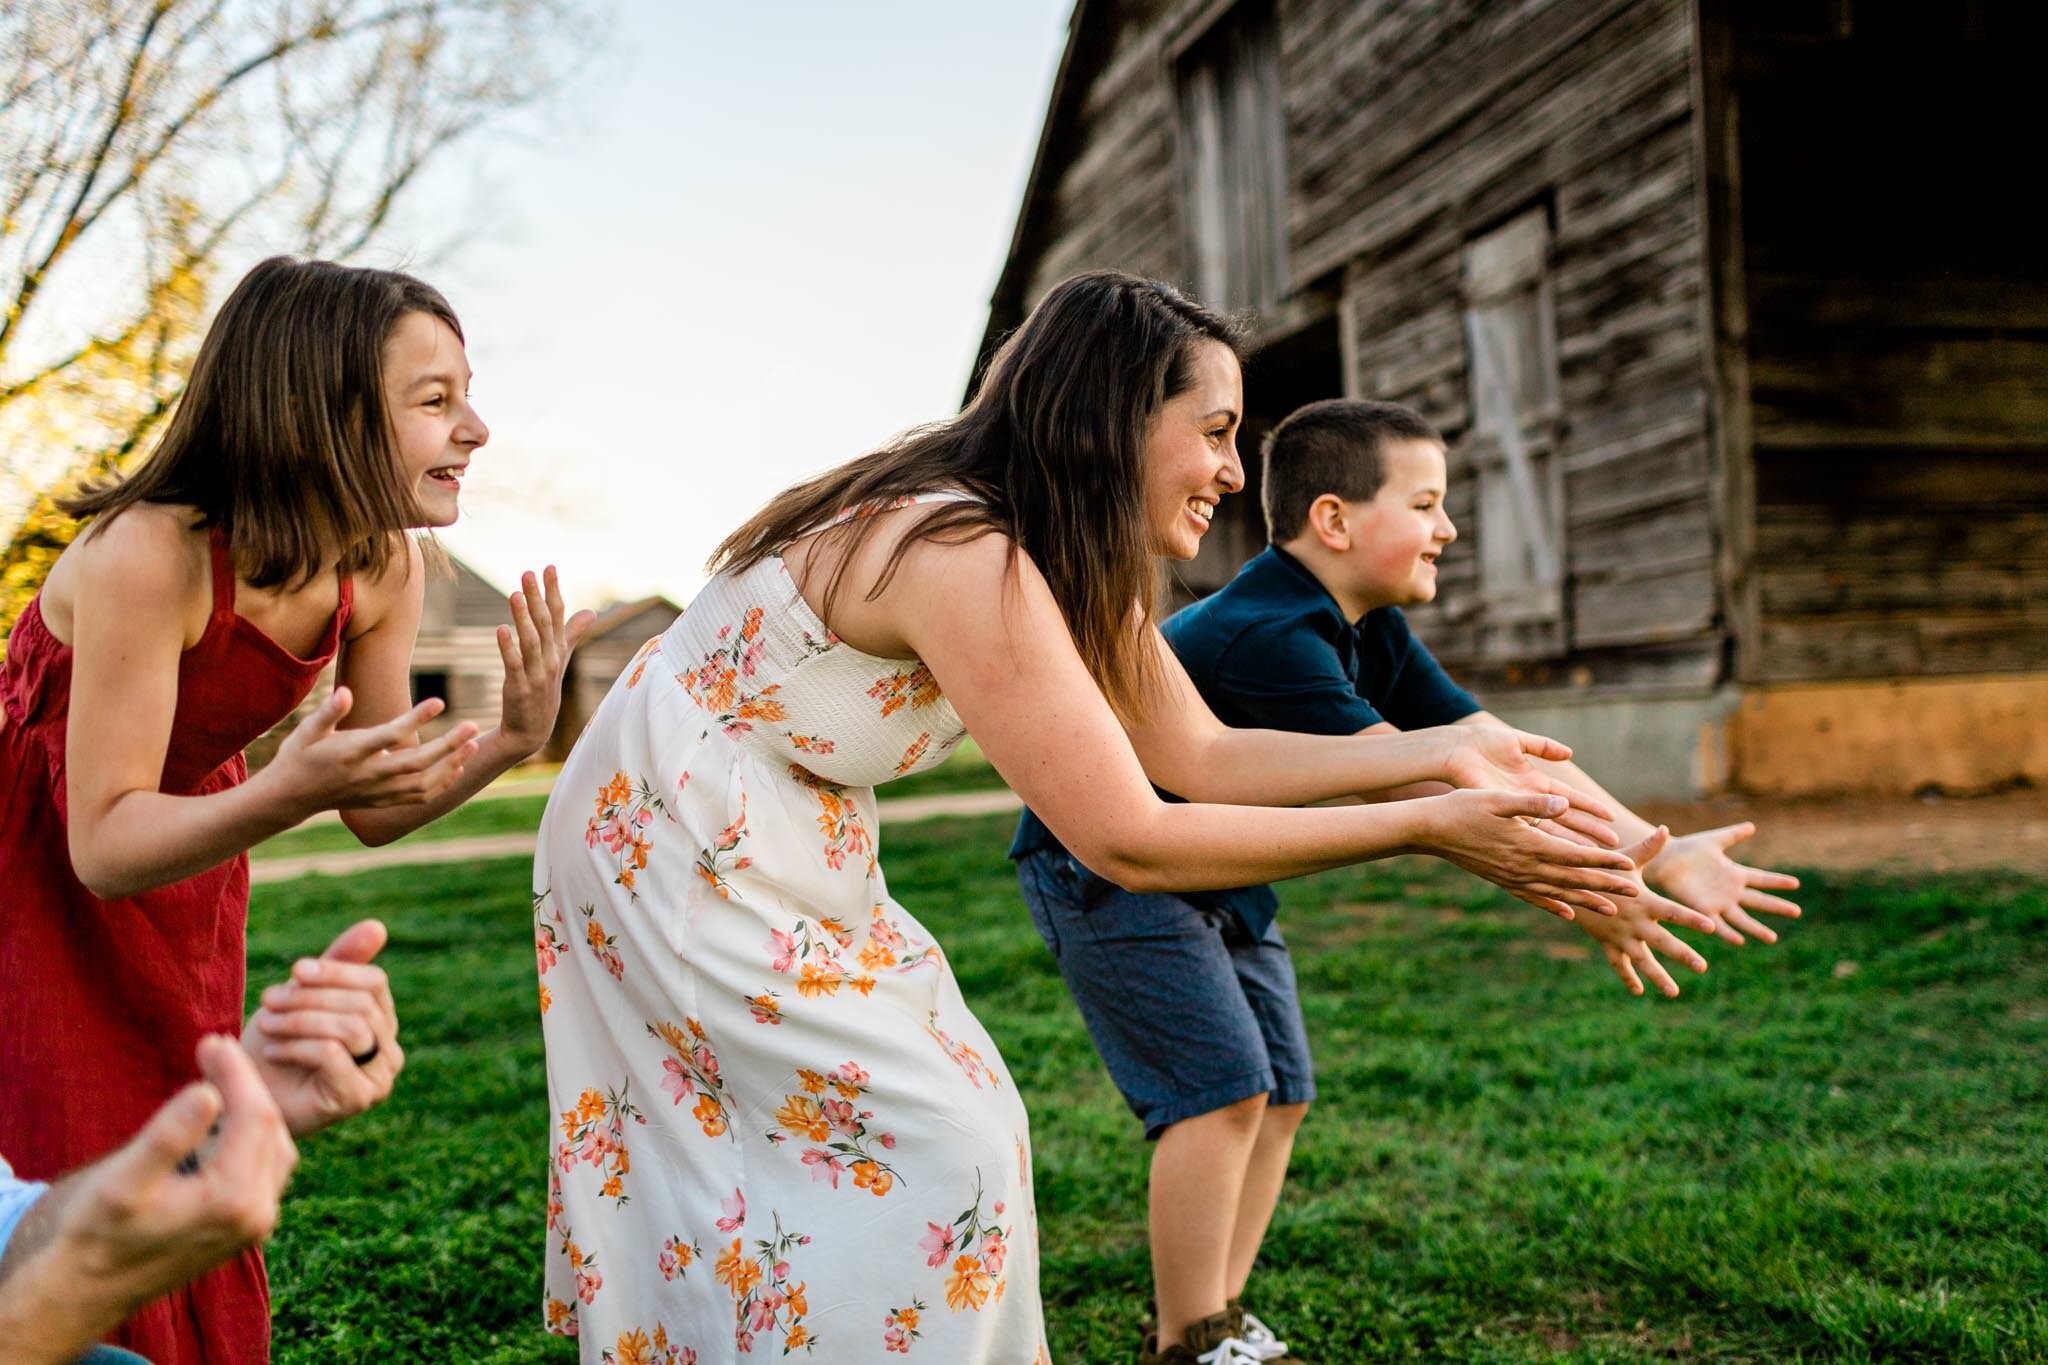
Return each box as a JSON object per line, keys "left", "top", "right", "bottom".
{"left": 1008, "top": 545, "right": 1481, "bottom": 937}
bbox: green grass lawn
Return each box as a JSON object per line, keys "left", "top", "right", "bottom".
{"left": 250, "top": 740, "right": 1005, "bottom": 860}
{"left": 250, "top": 815, "right": 2047, "bottom": 1363}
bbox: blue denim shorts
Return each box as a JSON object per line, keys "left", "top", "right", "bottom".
{"left": 1015, "top": 850, "right": 1315, "bottom": 1139}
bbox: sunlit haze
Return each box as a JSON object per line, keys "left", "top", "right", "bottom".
{"left": 362, "top": 2, "right": 1070, "bottom": 609}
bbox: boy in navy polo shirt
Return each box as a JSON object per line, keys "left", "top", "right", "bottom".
{"left": 1010, "top": 399, "right": 1803, "bottom": 1364}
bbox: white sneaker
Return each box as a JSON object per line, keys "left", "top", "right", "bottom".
{"left": 1237, "top": 1311, "right": 1291, "bottom": 1362}
{"left": 1195, "top": 1337, "right": 1265, "bottom": 1365}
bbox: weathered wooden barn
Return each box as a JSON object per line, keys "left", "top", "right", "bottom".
{"left": 979, "top": 0, "right": 2047, "bottom": 799}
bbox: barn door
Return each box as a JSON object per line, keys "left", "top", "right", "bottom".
{"left": 1462, "top": 207, "right": 1567, "bottom": 659}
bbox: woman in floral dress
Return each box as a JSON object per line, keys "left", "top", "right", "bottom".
{"left": 532, "top": 272, "right": 1642, "bottom": 1364}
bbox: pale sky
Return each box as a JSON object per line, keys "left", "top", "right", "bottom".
{"left": 373, "top": 1, "right": 1073, "bottom": 608}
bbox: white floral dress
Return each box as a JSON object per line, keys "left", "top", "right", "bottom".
{"left": 534, "top": 495, "right": 1048, "bottom": 1364}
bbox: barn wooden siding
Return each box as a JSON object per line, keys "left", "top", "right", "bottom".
{"left": 1716, "top": 3, "right": 2048, "bottom": 684}
{"left": 1310, "top": 0, "right": 1719, "bottom": 694}
{"left": 985, "top": 0, "right": 2047, "bottom": 798}
{"left": 992, "top": 0, "right": 1728, "bottom": 693}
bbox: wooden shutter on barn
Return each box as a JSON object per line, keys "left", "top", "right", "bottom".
{"left": 1175, "top": 0, "right": 1288, "bottom": 315}
{"left": 1462, "top": 207, "right": 1567, "bottom": 660}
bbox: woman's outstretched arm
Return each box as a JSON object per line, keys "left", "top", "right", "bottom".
{"left": 883, "top": 530, "right": 1640, "bottom": 918}
{"left": 1127, "top": 629, "right": 1617, "bottom": 844}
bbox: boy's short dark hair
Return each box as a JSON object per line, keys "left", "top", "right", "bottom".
{"left": 1261, "top": 399, "right": 1444, "bottom": 542}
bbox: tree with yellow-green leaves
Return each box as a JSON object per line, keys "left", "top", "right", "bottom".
{"left": 0, "top": 0, "right": 595, "bottom": 638}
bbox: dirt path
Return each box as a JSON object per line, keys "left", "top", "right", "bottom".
{"left": 1634, "top": 788, "right": 2048, "bottom": 877}
{"left": 249, "top": 788, "right": 1024, "bottom": 885}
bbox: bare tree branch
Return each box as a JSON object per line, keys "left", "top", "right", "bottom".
{"left": 0, "top": 0, "right": 597, "bottom": 559}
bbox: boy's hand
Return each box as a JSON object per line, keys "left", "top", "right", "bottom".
{"left": 242, "top": 920, "right": 405, "bottom": 1135}
{"left": 1644, "top": 822, "right": 1802, "bottom": 945}
{"left": 1435, "top": 724, "right": 1620, "bottom": 848}
{"left": 497, "top": 565, "right": 597, "bottom": 759}
{"left": 1572, "top": 827, "right": 1712, "bottom": 996}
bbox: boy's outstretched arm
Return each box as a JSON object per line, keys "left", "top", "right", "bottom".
{"left": 1456, "top": 712, "right": 1803, "bottom": 945}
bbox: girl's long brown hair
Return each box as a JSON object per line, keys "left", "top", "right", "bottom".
{"left": 711, "top": 271, "right": 1243, "bottom": 721}
{"left": 63, "top": 256, "right": 461, "bottom": 589}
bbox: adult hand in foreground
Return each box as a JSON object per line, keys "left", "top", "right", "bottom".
{"left": 1417, "top": 789, "right": 1643, "bottom": 921}
{"left": 0, "top": 1036, "right": 296, "bottom": 1365}
{"left": 1432, "top": 723, "right": 1621, "bottom": 849}
{"left": 1644, "top": 822, "right": 1803, "bottom": 945}
{"left": 243, "top": 919, "right": 405, "bottom": 1136}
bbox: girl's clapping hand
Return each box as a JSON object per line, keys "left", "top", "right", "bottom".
{"left": 262, "top": 687, "right": 480, "bottom": 818}
{"left": 496, "top": 565, "right": 597, "bottom": 758}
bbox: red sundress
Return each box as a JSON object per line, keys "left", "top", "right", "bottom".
{"left": 0, "top": 521, "right": 351, "bottom": 1365}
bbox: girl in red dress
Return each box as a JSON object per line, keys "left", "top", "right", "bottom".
{"left": 0, "top": 257, "right": 590, "bottom": 1363}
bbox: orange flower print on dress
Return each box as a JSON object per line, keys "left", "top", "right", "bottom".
{"left": 764, "top": 915, "right": 870, "bottom": 1000}
{"left": 648, "top": 1019, "right": 734, "bottom": 1140}
{"left": 586, "top": 771, "right": 670, "bottom": 899}
{"left": 869, "top": 664, "right": 942, "bottom": 719}
{"left": 717, "top": 1214, "right": 818, "bottom": 1356}
{"left": 745, "top": 991, "right": 783, "bottom": 1026}
{"left": 766, "top": 1060, "right": 902, "bottom": 1196}
{"left": 696, "top": 791, "right": 753, "bottom": 899}
{"left": 678, "top": 606, "right": 822, "bottom": 737}
{"left": 579, "top": 904, "right": 624, "bottom": 981}
{"left": 560, "top": 1234, "right": 604, "bottom": 1307}
{"left": 601, "top": 1324, "right": 697, "bottom": 1365}
{"left": 556, "top": 1082, "right": 646, "bottom": 1208}
{"left": 788, "top": 733, "right": 836, "bottom": 755}
{"left": 924, "top": 1011, "right": 1001, "bottom": 1091}
{"left": 625, "top": 635, "right": 662, "bottom": 690}
{"left": 785, "top": 764, "right": 871, "bottom": 872}
{"left": 857, "top": 901, "right": 940, "bottom": 975}
{"left": 658, "top": 1232, "right": 704, "bottom": 1282}
{"left": 893, "top": 731, "right": 931, "bottom": 777}
{"left": 927, "top": 1170, "right": 1013, "bottom": 1315}
{"left": 882, "top": 1300, "right": 925, "bottom": 1353}
{"left": 945, "top": 1256, "right": 992, "bottom": 1313}
{"left": 544, "top": 1295, "right": 578, "bottom": 1337}
{"left": 535, "top": 888, "right": 571, "bottom": 1006}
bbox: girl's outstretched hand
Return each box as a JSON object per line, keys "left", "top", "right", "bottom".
{"left": 1417, "top": 789, "right": 1644, "bottom": 920}
{"left": 1433, "top": 724, "right": 1621, "bottom": 848}
{"left": 263, "top": 687, "right": 479, "bottom": 818}
{"left": 1571, "top": 827, "right": 1715, "bottom": 996}
{"left": 497, "top": 565, "right": 597, "bottom": 758}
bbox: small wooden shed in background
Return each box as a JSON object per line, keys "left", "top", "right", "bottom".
{"left": 978, "top": 0, "right": 2047, "bottom": 800}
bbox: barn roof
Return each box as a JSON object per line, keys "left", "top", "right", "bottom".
{"left": 970, "top": 0, "right": 1108, "bottom": 397}
{"left": 583, "top": 594, "right": 684, "bottom": 641}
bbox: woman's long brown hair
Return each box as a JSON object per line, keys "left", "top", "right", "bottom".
{"left": 711, "top": 271, "right": 1243, "bottom": 722}
{"left": 62, "top": 256, "right": 461, "bottom": 589}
